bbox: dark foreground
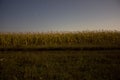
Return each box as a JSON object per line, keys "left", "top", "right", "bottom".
{"left": 0, "top": 50, "right": 120, "bottom": 80}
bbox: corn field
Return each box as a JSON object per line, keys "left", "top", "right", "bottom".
{"left": 0, "top": 31, "right": 120, "bottom": 49}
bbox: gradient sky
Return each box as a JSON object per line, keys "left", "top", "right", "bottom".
{"left": 0, "top": 0, "right": 120, "bottom": 32}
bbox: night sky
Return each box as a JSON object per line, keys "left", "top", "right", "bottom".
{"left": 0, "top": 0, "right": 120, "bottom": 32}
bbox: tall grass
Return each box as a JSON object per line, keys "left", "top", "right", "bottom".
{"left": 0, "top": 31, "right": 120, "bottom": 49}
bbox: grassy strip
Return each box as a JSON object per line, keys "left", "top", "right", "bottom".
{"left": 0, "top": 51, "right": 120, "bottom": 80}
{"left": 0, "top": 45, "right": 120, "bottom": 51}
{"left": 0, "top": 31, "right": 120, "bottom": 50}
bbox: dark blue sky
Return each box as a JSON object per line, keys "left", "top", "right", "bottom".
{"left": 0, "top": 0, "right": 120, "bottom": 32}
